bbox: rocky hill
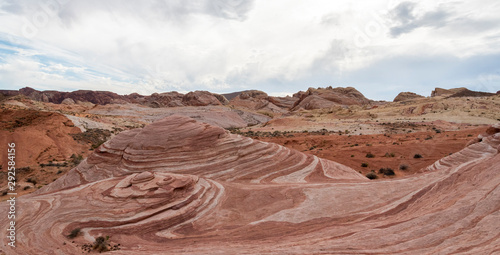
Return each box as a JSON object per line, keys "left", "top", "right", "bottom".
{"left": 393, "top": 91, "right": 425, "bottom": 102}
{"left": 0, "top": 87, "right": 228, "bottom": 108}
{"left": 291, "top": 86, "right": 371, "bottom": 110}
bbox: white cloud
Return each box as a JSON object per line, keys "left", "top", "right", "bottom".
{"left": 0, "top": 0, "right": 499, "bottom": 99}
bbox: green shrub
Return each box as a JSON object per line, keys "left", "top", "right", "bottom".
{"left": 361, "top": 163, "right": 369, "bottom": 167}
{"left": 366, "top": 153, "right": 375, "bottom": 158}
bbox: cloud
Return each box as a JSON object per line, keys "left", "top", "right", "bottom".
{"left": 389, "top": 1, "right": 451, "bottom": 37}
{"left": 339, "top": 53, "right": 500, "bottom": 99}
{"left": 0, "top": 0, "right": 499, "bottom": 100}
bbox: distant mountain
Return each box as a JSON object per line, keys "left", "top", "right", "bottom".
{"left": 0, "top": 87, "right": 229, "bottom": 107}
{"left": 2, "top": 86, "right": 496, "bottom": 111}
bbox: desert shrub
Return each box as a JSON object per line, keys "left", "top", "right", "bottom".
{"left": 26, "top": 177, "right": 37, "bottom": 186}
{"left": 384, "top": 152, "right": 395, "bottom": 157}
{"left": 70, "top": 154, "right": 84, "bottom": 165}
{"left": 67, "top": 228, "right": 81, "bottom": 239}
{"left": 414, "top": 154, "right": 423, "bottom": 158}
{"left": 379, "top": 168, "right": 395, "bottom": 176}
{"left": 365, "top": 153, "right": 375, "bottom": 158}
{"left": 366, "top": 172, "right": 378, "bottom": 179}
{"left": 361, "top": 163, "right": 369, "bottom": 167}
{"left": 399, "top": 164, "right": 409, "bottom": 170}
{"left": 257, "top": 111, "right": 274, "bottom": 118}
{"left": 93, "top": 236, "right": 109, "bottom": 252}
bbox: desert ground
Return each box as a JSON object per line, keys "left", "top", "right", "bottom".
{"left": 0, "top": 86, "right": 499, "bottom": 254}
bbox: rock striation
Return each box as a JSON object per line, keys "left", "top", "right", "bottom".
{"left": 1, "top": 117, "right": 500, "bottom": 254}
{"left": 291, "top": 86, "right": 371, "bottom": 110}
{"left": 431, "top": 87, "right": 468, "bottom": 97}
{"left": 393, "top": 92, "right": 425, "bottom": 102}
{"left": 0, "top": 87, "right": 228, "bottom": 107}
{"left": 228, "top": 90, "right": 290, "bottom": 113}
{"left": 39, "top": 115, "right": 365, "bottom": 193}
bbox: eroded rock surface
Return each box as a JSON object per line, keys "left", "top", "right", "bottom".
{"left": 2, "top": 117, "right": 499, "bottom": 254}
{"left": 393, "top": 92, "right": 425, "bottom": 102}
{"left": 292, "top": 86, "right": 371, "bottom": 110}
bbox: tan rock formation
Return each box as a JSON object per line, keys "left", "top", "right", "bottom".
{"left": 431, "top": 87, "right": 467, "bottom": 97}
{"left": 393, "top": 92, "right": 425, "bottom": 102}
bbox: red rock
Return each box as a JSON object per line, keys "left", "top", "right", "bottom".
{"left": 393, "top": 92, "right": 425, "bottom": 102}
{"left": 430, "top": 87, "right": 467, "bottom": 97}
{"left": 291, "top": 87, "right": 371, "bottom": 110}
{"left": 268, "top": 96, "right": 299, "bottom": 109}
{"left": 182, "top": 91, "right": 223, "bottom": 106}
{"left": 2, "top": 116, "right": 500, "bottom": 254}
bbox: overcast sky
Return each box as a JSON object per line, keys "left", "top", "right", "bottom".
{"left": 0, "top": 0, "right": 499, "bottom": 100}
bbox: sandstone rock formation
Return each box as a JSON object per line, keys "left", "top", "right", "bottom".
{"left": 228, "top": 90, "right": 288, "bottom": 113}
{"left": 0, "top": 87, "right": 228, "bottom": 108}
{"left": 448, "top": 88, "right": 496, "bottom": 98}
{"left": 1, "top": 112, "right": 500, "bottom": 254}
{"left": 291, "top": 86, "right": 371, "bottom": 110}
{"left": 0, "top": 109, "right": 88, "bottom": 167}
{"left": 431, "top": 87, "right": 468, "bottom": 97}
{"left": 393, "top": 92, "right": 425, "bottom": 102}
{"left": 39, "top": 115, "right": 365, "bottom": 193}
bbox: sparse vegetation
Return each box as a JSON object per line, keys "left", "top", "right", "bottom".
{"left": 379, "top": 168, "right": 395, "bottom": 176}
{"left": 361, "top": 163, "right": 369, "bottom": 167}
{"left": 257, "top": 111, "right": 274, "bottom": 118}
{"left": 26, "top": 177, "right": 37, "bottom": 186}
{"left": 414, "top": 154, "right": 423, "bottom": 159}
{"left": 67, "top": 228, "right": 81, "bottom": 239}
{"left": 399, "top": 164, "right": 409, "bottom": 170}
{"left": 366, "top": 172, "right": 378, "bottom": 179}
{"left": 81, "top": 236, "right": 120, "bottom": 253}
{"left": 365, "top": 153, "right": 375, "bottom": 158}
{"left": 384, "top": 152, "right": 395, "bottom": 157}
{"left": 70, "top": 154, "right": 84, "bottom": 165}
{"left": 71, "top": 128, "right": 111, "bottom": 150}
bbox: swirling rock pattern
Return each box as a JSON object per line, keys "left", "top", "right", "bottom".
{"left": 1, "top": 117, "right": 499, "bottom": 254}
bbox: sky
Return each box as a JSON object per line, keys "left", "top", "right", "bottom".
{"left": 0, "top": 0, "right": 499, "bottom": 101}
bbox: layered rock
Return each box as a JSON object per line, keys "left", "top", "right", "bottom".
{"left": 291, "top": 86, "right": 371, "bottom": 110}
{"left": 393, "top": 92, "right": 425, "bottom": 102}
{"left": 228, "top": 90, "right": 288, "bottom": 113}
{"left": 0, "top": 109, "right": 87, "bottom": 167}
{"left": 40, "top": 115, "right": 365, "bottom": 193}
{"left": 448, "top": 88, "right": 496, "bottom": 98}
{"left": 431, "top": 87, "right": 468, "bottom": 97}
{"left": 2, "top": 87, "right": 228, "bottom": 108}
{"left": 2, "top": 117, "right": 500, "bottom": 254}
